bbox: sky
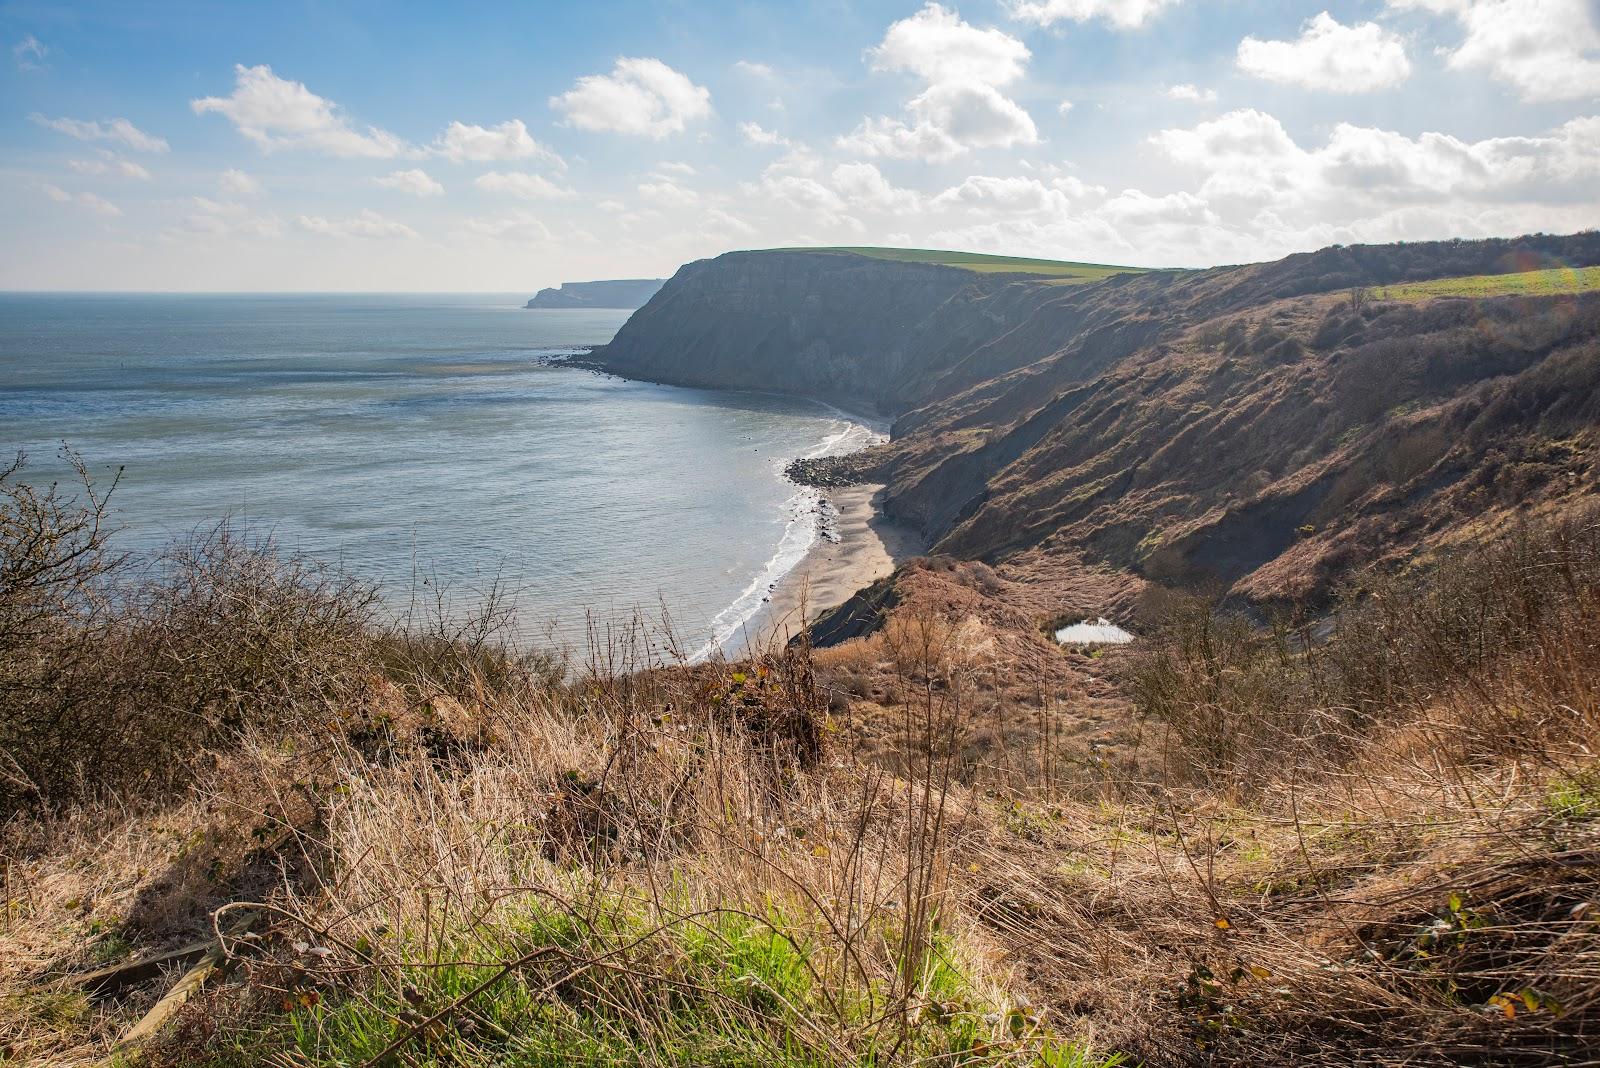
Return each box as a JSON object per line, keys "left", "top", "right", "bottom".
{"left": 2, "top": 0, "right": 1598, "bottom": 291}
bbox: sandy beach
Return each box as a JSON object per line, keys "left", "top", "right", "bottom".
{"left": 724, "top": 482, "right": 925, "bottom": 655}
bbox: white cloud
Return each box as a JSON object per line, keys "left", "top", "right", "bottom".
{"left": 703, "top": 207, "right": 757, "bottom": 236}
{"left": 932, "top": 173, "right": 1100, "bottom": 213}
{"left": 475, "top": 171, "right": 572, "bottom": 199}
{"left": 192, "top": 65, "right": 407, "bottom": 158}
{"left": 637, "top": 180, "right": 699, "bottom": 207}
{"left": 462, "top": 211, "right": 554, "bottom": 242}
{"left": 377, "top": 168, "right": 445, "bottom": 196}
{"left": 841, "top": 81, "right": 1038, "bottom": 161}
{"left": 1009, "top": 0, "right": 1181, "bottom": 29}
{"left": 178, "top": 196, "right": 279, "bottom": 239}
{"left": 656, "top": 160, "right": 697, "bottom": 176}
{"left": 831, "top": 162, "right": 924, "bottom": 212}
{"left": 67, "top": 151, "right": 151, "bottom": 180}
{"left": 13, "top": 34, "right": 47, "bottom": 70}
{"left": 745, "top": 173, "right": 859, "bottom": 230}
{"left": 733, "top": 60, "right": 775, "bottom": 78}
{"left": 841, "top": 4, "right": 1038, "bottom": 162}
{"left": 31, "top": 113, "right": 169, "bottom": 153}
{"left": 551, "top": 57, "right": 711, "bottom": 138}
{"left": 42, "top": 184, "right": 121, "bottom": 216}
{"left": 296, "top": 210, "right": 418, "bottom": 239}
{"left": 218, "top": 169, "right": 264, "bottom": 197}
{"left": 924, "top": 106, "right": 1600, "bottom": 269}
{"left": 1058, "top": 100, "right": 1075, "bottom": 115}
{"left": 871, "top": 1, "right": 1030, "bottom": 86}
{"left": 740, "top": 121, "right": 792, "bottom": 148}
{"left": 433, "top": 119, "right": 560, "bottom": 165}
{"left": 1167, "top": 83, "right": 1217, "bottom": 102}
{"left": 1237, "top": 12, "right": 1411, "bottom": 92}
{"left": 1153, "top": 107, "right": 1600, "bottom": 229}
{"left": 1389, "top": 0, "right": 1600, "bottom": 102}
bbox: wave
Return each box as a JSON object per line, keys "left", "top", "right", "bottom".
{"left": 688, "top": 415, "right": 884, "bottom": 663}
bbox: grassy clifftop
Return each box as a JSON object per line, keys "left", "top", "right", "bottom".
{"left": 770, "top": 246, "right": 1151, "bottom": 282}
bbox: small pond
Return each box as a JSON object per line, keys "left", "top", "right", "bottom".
{"left": 1054, "top": 618, "right": 1135, "bottom": 645}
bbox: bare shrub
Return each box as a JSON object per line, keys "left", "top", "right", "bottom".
{"left": 1126, "top": 510, "right": 1600, "bottom": 791}
{"left": 1, "top": 464, "right": 380, "bottom": 810}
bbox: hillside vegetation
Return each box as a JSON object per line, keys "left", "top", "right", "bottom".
{"left": 1376, "top": 264, "right": 1600, "bottom": 302}
{"left": 777, "top": 246, "right": 1148, "bottom": 281}
{"left": 8, "top": 231, "right": 1600, "bottom": 1067}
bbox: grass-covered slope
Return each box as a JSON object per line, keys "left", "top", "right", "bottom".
{"left": 777, "top": 246, "right": 1150, "bottom": 282}
{"left": 1376, "top": 264, "right": 1600, "bottom": 302}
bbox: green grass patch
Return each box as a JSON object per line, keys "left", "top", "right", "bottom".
{"left": 196, "top": 893, "right": 1120, "bottom": 1067}
{"left": 772, "top": 246, "right": 1149, "bottom": 283}
{"left": 1374, "top": 266, "right": 1600, "bottom": 303}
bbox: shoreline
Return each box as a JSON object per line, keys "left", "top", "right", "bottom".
{"left": 719, "top": 481, "right": 925, "bottom": 658}
{"left": 568, "top": 352, "right": 913, "bottom": 660}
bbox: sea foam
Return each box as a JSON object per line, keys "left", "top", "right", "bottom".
{"left": 691, "top": 415, "right": 884, "bottom": 663}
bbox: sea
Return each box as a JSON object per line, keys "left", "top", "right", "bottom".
{"left": 0, "top": 293, "right": 880, "bottom": 660}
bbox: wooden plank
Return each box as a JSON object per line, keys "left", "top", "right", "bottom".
{"left": 75, "top": 940, "right": 215, "bottom": 999}
{"left": 104, "top": 912, "right": 260, "bottom": 1060}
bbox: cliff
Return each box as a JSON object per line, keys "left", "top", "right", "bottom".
{"left": 596, "top": 235, "right": 1600, "bottom": 610}
{"left": 526, "top": 278, "right": 665, "bottom": 309}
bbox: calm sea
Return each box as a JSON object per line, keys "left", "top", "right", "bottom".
{"left": 0, "top": 294, "right": 878, "bottom": 658}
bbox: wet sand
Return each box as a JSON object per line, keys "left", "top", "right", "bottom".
{"left": 724, "top": 483, "right": 925, "bottom": 655}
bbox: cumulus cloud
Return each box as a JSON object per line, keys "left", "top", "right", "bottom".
{"left": 14, "top": 34, "right": 47, "bottom": 70}
{"left": 67, "top": 151, "right": 151, "bottom": 180}
{"left": 475, "top": 171, "right": 572, "bottom": 199}
{"left": 739, "top": 121, "right": 791, "bottom": 147}
{"left": 193, "top": 65, "right": 407, "bottom": 157}
{"left": 831, "top": 162, "right": 924, "bottom": 212}
{"left": 1149, "top": 107, "right": 1600, "bottom": 251}
{"left": 462, "top": 211, "right": 554, "bottom": 242}
{"left": 31, "top": 113, "right": 169, "bottom": 153}
{"left": 1389, "top": 0, "right": 1600, "bottom": 102}
{"left": 656, "top": 160, "right": 697, "bottom": 176}
{"left": 218, "top": 169, "right": 264, "bottom": 197}
{"left": 377, "top": 169, "right": 445, "bottom": 196}
{"left": 931, "top": 173, "right": 1101, "bottom": 213}
{"left": 840, "top": 4, "right": 1038, "bottom": 162}
{"left": 1009, "top": 0, "right": 1181, "bottom": 29}
{"left": 871, "top": 1, "right": 1031, "bottom": 85}
{"left": 551, "top": 57, "right": 711, "bottom": 138}
{"left": 1167, "top": 83, "right": 1217, "bottom": 102}
{"left": 433, "top": 119, "right": 560, "bottom": 164}
{"left": 702, "top": 207, "right": 758, "bottom": 236}
{"left": 744, "top": 173, "right": 860, "bottom": 231}
{"left": 42, "top": 184, "right": 121, "bottom": 216}
{"left": 1237, "top": 12, "right": 1411, "bottom": 92}
{"left": 637, "top": 180, "right": 699, "bottom": 207}
{"left": 178, "top": 196, "right": 279, "bottom": 239}
{"left": 296, "top": 209, "right": 418, "bottom": 239}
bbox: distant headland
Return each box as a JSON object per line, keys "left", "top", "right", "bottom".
{"left": 525, "top": 278, "right": 666, "bottom": 309}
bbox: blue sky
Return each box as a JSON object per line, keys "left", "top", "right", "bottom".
{"left": 3, "top": 0, "right": 1597, "bottom": 290}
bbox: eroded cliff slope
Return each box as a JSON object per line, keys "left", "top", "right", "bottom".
{"left": 596, "top": 235, "right": 1600, "bottom": 611}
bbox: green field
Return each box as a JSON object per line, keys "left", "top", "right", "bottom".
{"left": 1376, "top": 265, "right": 1600, "bottom": 302}
{"left": 778, "top": 246, "right": 1149, "bottom": 283}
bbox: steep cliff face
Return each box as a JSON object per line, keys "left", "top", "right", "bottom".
{"left": 597, "top": 236, "right": 1600, "bottom": 610}
{"left": 596, "top": 250, "right": 1067, "bottom": 412}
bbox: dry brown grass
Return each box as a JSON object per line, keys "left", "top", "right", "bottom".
{"left": 3, "top": 460, "right": 1598, "bottom": 1066}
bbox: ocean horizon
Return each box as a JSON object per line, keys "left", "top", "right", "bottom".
{"left": 0, "top": 292, "right": 878, "bottom": 658}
